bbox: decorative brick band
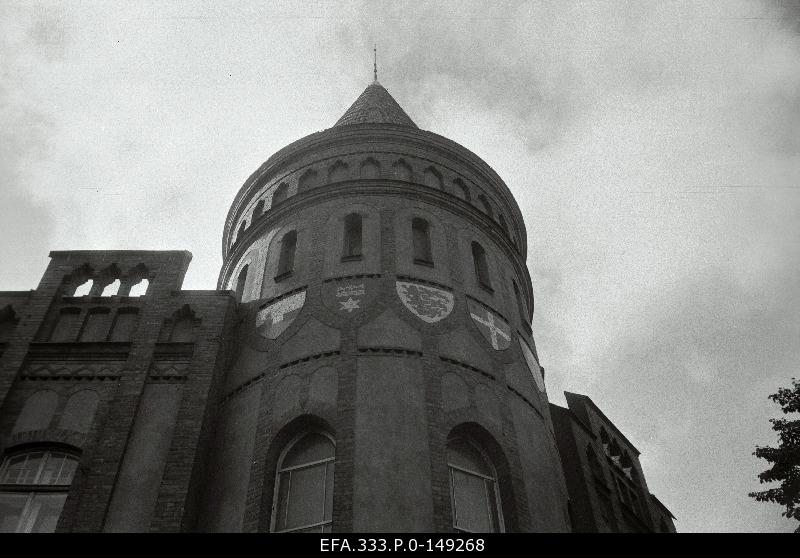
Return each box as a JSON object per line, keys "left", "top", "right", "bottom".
{"left": 395, "top": 274, "right": 453, "bottom": 292}
{"left": 357, "top": 347, "right": 423, "bottom": 357}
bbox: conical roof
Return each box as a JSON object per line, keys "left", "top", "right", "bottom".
{"left": 334, "top": 81, "right": 417, "bottom": 128}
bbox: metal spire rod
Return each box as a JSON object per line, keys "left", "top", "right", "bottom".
{"left": 373, "top": 44, "right": 377, "bottom": 82}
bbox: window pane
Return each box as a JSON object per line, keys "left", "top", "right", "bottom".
{"left": 57, "top": 456, "right": 78, "bottom": 484}
{"left": 0, "top": 493, "right": 28, "bottom": 533}
{"left": 451, "top": 469, "right": 491, "bottom": 532}
{"left": 21, "top": 493, "right": 67, "bottom": 533}
{"left": 282, "top": 433, "right": 334, "bottom": 469}
{"left": 486, "top": 479, "right": 500, "bottom": 532}
{"left": 447, "top": 438, "right": 492, "bottom": 477}
{"left": 2, "top": 453, "right": 43, "bottom": 484}
{"left": 284, "top": 464, "right": 325, "bottom": 530}
{"left": 38, "top": 453, "right": 66, "bottom": 485}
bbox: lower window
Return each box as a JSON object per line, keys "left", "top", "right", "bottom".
{"left": 0, "top": 450, "right": 78, "bottom": 533}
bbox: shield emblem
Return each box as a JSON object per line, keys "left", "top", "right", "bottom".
{"left": 322, "top": 277, "right": 379, "bottom": 315}
{"left": 396, "top": 281, "right": 454, "bottom": 323}
{"left": 468, "top": 300, "right": 511, "bottom": 350}
{"left": 255, "top": 290, "right": 306, "bottom": 339}
{"left": 519, "top": 338, "right": 545, "bottom": 392}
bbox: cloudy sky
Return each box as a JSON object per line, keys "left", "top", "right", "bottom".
{"left": 2, "top": 0, "right": 799, "bottom": 532}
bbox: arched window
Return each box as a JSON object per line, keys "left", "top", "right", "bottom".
{"left": 341, "top": 214, "right": 363, "bottom": 261}
{"left": 108, "top": 308, "right": 139, "bottom": 342}
{"left": 49, "top": 308, "right": 81, "bottom": 342}
{"left": 167, "top": 306, "right": 197, "bottom": 342}
{"left": 235, "top": 264, "right": 249, "bottom": 302}
{"left": 412, "top": 218, "right": 433, "bottom": 265}
{"left": 392, "top": 159, "right": 412, "bottom": 181}
{"left": 452, "top": 178, "right": 470, "bottom": 202}
{"left": 0, "top": 450, "right": 79, "bottom": 532}
{"left": 272, "top": 183, "right": 289, "bottom": 207}
{"left": 478, "top": 195, "right": 494, "bottom": 219}
{"left": 328, "top": 161, "right": 349, "bottom": 183}
{"left": 253, "top": 200, "right": 265, "bottom": 222}
{"left": 471, "top": 242, "right": 492, "bottom": 290}
{"left": 359, "top": 158, "right": 380, "bottom": 179}
{"left": 78, "top": 308, "right": 111, "bottom": 342}
{"left": 73, "top": 279, "right": 92, "bottom": 297}
{"left": 424, "top": 166, "right": 443, "bottom": 189}
{"left": 447, "top": 436, "right": 504, "bottom": 532}
{"left": 128, "top": 278, "right": 149, "bottom": 297}
{"left": 275, "top": 231, "right": 297, "bottom": 280}
{"left": 271, "top": 432, "right": 335, "bottom": 533}
{"left": 100, "top": 279, "right": 120, "bottom": 297}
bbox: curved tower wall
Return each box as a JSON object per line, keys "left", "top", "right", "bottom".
{"left": 200, "top": 93, "right": 570, "bottom": 532}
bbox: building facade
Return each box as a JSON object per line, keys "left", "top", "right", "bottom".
{"left": 0, "top": 80, "right": 674, "bottom": 532}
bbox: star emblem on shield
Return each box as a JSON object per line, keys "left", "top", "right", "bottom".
{"left": 467, "top": 299, "right": 511, "bottom": 350}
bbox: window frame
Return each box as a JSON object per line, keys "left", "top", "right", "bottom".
{"left": 446, "top": 436, "right": 505, "bottom": 533}
{"left": 0, "top": 449, "right": 80, "bottom": 533}
{"left": 341, "top": 213, "right": 364, "bottom": 262}
{"left": 270, "top": 431, "right": 335, "bottom": 534}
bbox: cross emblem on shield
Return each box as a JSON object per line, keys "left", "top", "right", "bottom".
{"left": 255, "top": 290, "right": 306, "bottom": 339}
{"left": 467, "top": 300, "right": 511, "bottom": 350}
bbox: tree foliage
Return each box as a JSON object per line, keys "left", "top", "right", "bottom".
{"left": 749, "top": 378, "right": 800, "bottom": 532}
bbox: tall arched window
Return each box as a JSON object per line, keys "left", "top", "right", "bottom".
{"left": 412, "top": 218, "right": 433, "bottom": 265}
{"left": 48, "top": 308, "right": 81, "bottom": 342}
{"left": 235, "top": 264, "right": 249, "bottom": 302}
{"left": 275, "top": 231, "right": 297, "bottom": 280}
{"left": 108, "top": 308, "right": 139, "bottom": 342}
{"left": 341, "top": 214, "right": 363, "bottom": 261}
{"left": 471, "top": 242, "right": 492, "bottom": 290}
{"left": 271, "top": 432, "right": 335, "bottom": 533}
{"left": 0, "top": 450, "right": 79, "bottom": 532}
{"left": 447, "top": 436, "right": 504, "bottom": 532}
{"left": 272, "top": 183, "right": 289, "bottom": 207}
{"left": 78, "top": 308, "right": 111, "bottom": 342}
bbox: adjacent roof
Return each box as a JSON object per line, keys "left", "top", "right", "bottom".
{"left": 333, "top": 81, "right": 418, "bottom": 128}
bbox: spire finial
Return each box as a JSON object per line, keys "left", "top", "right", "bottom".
{"left": 373, "top": 44, "right": 378, "bottom": 82}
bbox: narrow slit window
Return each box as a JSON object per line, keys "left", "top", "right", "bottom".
{"left": 342, "top": 214, "right": 363, "bottom": 261}
{"left": 412, "top": 218, "right": 433, "bottom": 265}
{"left": 275, "top": 231, "right": 297, "bottom": 280}
{"left": 471, "top": 242, "right": 492, "bottom": 290}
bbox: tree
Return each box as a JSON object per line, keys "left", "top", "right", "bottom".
{"left": 749, "top": 378, "right": 800, "bottom": 532}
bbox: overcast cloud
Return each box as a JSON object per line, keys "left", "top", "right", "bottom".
{"left": 1, "top": 0, "right": 799, "bottom": 532}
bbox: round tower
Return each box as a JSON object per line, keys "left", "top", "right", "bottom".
{"left": 201, "top": 79, "right": 570, "bottom": 532}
